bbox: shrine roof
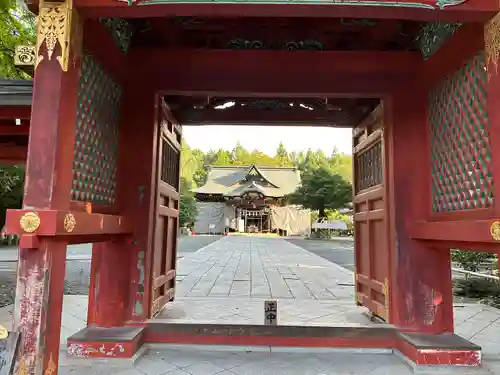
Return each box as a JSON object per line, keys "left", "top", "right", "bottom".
{"left": 0, "top": 79, "right": 32, "bottom": 107}
{"left": 193, "top": 165, "right": 301, "bottom": 198}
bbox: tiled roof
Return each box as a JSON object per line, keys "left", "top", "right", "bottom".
{"left": 193, "top": 165, "right": 301, "bottom": 198}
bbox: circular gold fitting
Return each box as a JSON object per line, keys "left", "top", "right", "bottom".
{"left": 491, "top": 221, "right": 500, "bottom": 241}
{"left": 19, "top": 212, "right": 41, "bottom": 233}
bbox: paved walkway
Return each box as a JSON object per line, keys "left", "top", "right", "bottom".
{"left": 0, "top": 236, "right": 499, "bottom": 374}
{"left": 176, "top": 236, "right": 354, "bottom": 300}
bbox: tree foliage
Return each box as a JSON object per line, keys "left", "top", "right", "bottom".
{"left": 0, "top": 1, "right": 35, "bottom": 79}
{"left": 0, "top": 164, "right": 24, "bottom": 230}
{"left": 289, "top": 166, "right": 352, "bottom": 218}
{"left": 179, "top": 178, "right": 198, "bottom": 227}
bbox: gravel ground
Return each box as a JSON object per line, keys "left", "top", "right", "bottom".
{"left": 0, "top": 235, "right": 223, "bottom": 308}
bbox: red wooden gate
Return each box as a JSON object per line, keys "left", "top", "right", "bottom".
{"left": 150, "top": 102, "right": 182, "bottom": 317}
{"left": 353, "top": 107, "right": 390, "bottom": 321}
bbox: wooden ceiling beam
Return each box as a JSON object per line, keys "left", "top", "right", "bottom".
{"left": 76, "top": 2, "right": 497, "bottom": 23}
{"left": 175, "top": 107, "right": 368, "bottom": 127}
{"left": 131, "top": 49, "right": 422, "bottom": 97}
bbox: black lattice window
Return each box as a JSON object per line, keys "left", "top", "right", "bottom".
{"left": 161, "top": 137, "right": 180, "bottom": 189}
{"left": 429, "top": 52, "right": 494, "bottom": 213}
{"left": 355, "top": 141, "right": 382, "bottom": 193}
{"left": 72, "top": 54, "right": 122, "bottom": 205}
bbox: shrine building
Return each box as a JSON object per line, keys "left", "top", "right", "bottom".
{"left": 192, "top": 165, "right": 311, "bottom": 235}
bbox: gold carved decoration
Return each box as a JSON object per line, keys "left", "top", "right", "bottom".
{"left": 383, "top": 278, "right": 390, "bottom": 318}
{"left": 14, "top": 45, "right": 36, "bottom": 66}
{"left": 0, "top": 325, "right": 8, "bottom": 339}
{"left": 490, "top": 221, "right": 500, "bottom": 241}
{"left": 44, "top": 353, "right": 56, "bottom": 375}
{"left": 485, "top": 13, "right": 500, "bottom": 76}
{"left": 17, "top": 358, "right": 27, "bottom": 375}
{"left": 20, "top": 212, "right": 41, "bottom": 233}
{"left": 36, "top": 0, "right": 79, "bottom": 71}
{"left": 64, "top": 213, "right": 76, "bottom": 233}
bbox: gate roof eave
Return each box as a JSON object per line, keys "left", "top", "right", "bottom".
{"left": 0, "top": 79, "right": 33, "bottom": 108}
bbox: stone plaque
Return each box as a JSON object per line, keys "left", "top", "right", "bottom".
{"left": 264, "top": 300, "right": 278, "bottom": 325}
{"left": 0, "top": 330, "right": 20, "bottom": 375}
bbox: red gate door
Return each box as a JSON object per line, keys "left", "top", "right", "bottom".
{"left": 150, "top": 104, "right": 181, "bottom": 317}
{"left": 352, "top": 107, "right": 390, "bottom": 321}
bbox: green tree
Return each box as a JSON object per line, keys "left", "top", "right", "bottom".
{"left": 179, "top": 178, "right": 198, "bottom": 227}
{"left": 0, "top": 1, "right": 35, "bottom": 79}
{"left": 290, "top": 166, "right": 352, "bottom": 219}
{"left": 0, "top": 164, "right": 24, "bottom": 228}
{"left": 274, "top": 142, "right": 292, "bottom": 167}
{"left": 211, "top": 149, "right": 232, "bottom": 165}
{"left": 451, "top": 250, "right": 495, "bottom": 272}
{"left": 248, "top": 150, "right": 276, "bottom": 166}
{"left": 231, "top": 141, "right": 250, "bottom": 165}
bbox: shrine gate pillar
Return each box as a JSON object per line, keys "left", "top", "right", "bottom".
{"left": 384, "top": 86, "right": 454, "bottom": 335}
{"left": 7, "top": 0, "right": 83, "bottom": 373}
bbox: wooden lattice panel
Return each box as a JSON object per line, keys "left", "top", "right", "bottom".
{"left": 72, "top": 54, "right": 123, "bottom": 205}
{"left": 429, "top": 52, "right": 494, "bottom": 213}
{"left": 161, "top": 137, "right": 180, "bottom": 187}
{"left": 355, "top": 141, "right": 382, "bottom": 193}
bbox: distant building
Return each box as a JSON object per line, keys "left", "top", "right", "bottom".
{"left": 192, "top": 165, "right": 311, "bottom": 235}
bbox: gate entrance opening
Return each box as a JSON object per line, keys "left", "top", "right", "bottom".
{"left": 4, "top": 1, "right": 500, "bottom": 373}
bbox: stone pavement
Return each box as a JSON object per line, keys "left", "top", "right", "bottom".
{"left": 0, "top": 236, "right": 499, "bottom": 373}
{"left": 176, "top": 236, "right": 355, "bottom": 300}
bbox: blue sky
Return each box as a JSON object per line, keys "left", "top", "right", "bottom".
{"left": 182, "top": 125, "right": 353, "bottom": 155}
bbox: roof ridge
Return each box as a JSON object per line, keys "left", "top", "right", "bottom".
{"left": 209, "top": 165, "right": 297, "bottom": 170}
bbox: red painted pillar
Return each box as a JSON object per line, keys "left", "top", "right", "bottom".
{"left": 11, "top": 2, "right": 82, "bottom": 374}
{"left": 121, "top": 86, "right": 159, "bottom": 322}
{"left": 87, "top": 241, "right": 131, "bottom": 327}
{"left": 86, "top": 82, "right": 159, "bottom": 325}
{"left": 384, "top": 85, "right": 454, "bottom": 334}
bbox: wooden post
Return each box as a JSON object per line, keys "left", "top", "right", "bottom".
{"left": 384, "top": 85, "right": 454, "bottom": 334}
{"left": 120, "top": 86, "right": 160, "bottom": 322}
{"left": 12, "top": 0, "right": 82, "bottom": 373}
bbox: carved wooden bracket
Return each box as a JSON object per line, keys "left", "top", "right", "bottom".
{"left": 14, "top": 45, "right": 36, "bottom": 66}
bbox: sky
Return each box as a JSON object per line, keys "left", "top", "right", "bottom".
{"left": 182, "top": 126, "right": 353, "bottom": 156}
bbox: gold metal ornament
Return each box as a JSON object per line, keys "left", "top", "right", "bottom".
{"left": 0, "top": 325, "right": 8, "bottom": 339}
{"left": 44, "top": 353, "right": 56, "bottom": 375}
{"left": 17, "top": 358, "right": 27, "bottom": 375}
{"left": 19, "top": 212, "right": 41, "bottom": 233}
{"left": 485, "top": 13, "right": 500, "bottom": 77}
{"left": 36, "top": 0, "right": 78, "bottom": 71}
{"left": 490, "top": 221, "right": 500, "bottom": 241}
{"left": 64, "top": 213, "right": 76, "bottom": 233}
{"left": 383, "top": 278, "right": 390, "bottom": 318}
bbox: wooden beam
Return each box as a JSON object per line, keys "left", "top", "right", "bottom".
{"left": 76, "top": 2, "right": 497, "bottom": 22}
{"left": 6, "top": 209, "right": 132, "bottom": 238}
{"left": 424, "top": 22, "right": 485, "bottom": 87}
{"left": 83, "top": 19, "right": 128, "bottom": 84}
{"left": 131, "top": 50, "right": 422, "bottom": 97}
{"left": 0, "top": 145, "right": 27, "bottom": 164}
{"left": 0, "top": 106, "right": 31, "bottom": 119}
{"left": 0, "top": 124, "right": 30, "bottom": 135}
{"left": 176, "top": 107, "right": 365, "bottom": 127}
{"left": 409, "top": 219, "right": 500, "bottom": 245}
